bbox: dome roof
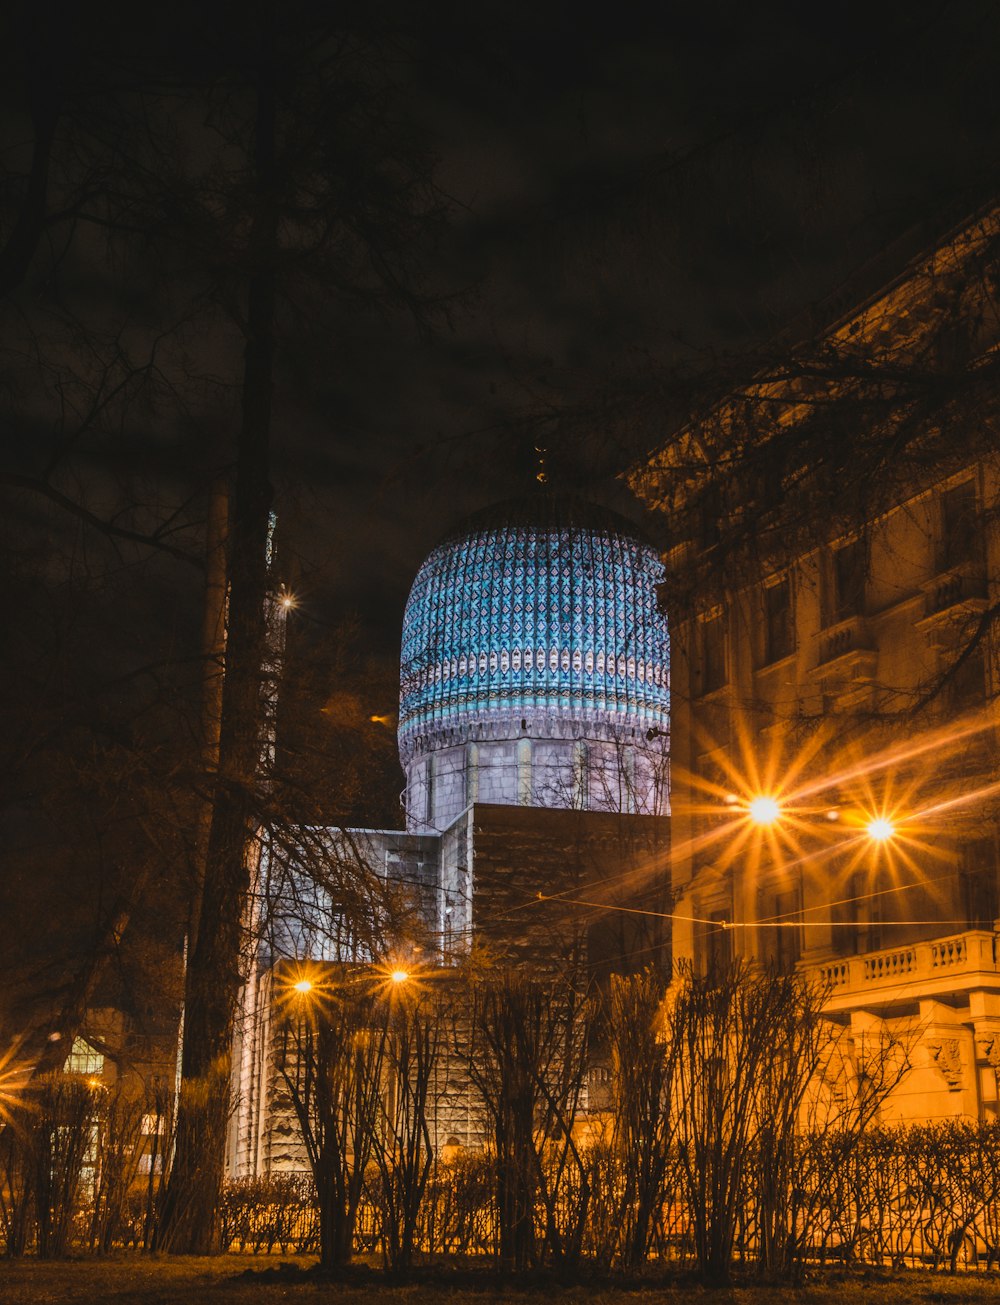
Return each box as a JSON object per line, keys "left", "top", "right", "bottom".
{"left": 398, "top": 493, "right": 669, "bottom": 765}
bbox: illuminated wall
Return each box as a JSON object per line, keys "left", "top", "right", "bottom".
{"left": 398, "top": 495, "right": 670, "bottom": 833}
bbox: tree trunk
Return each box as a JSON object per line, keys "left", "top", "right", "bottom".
{"left": 189, "top": 471, "right": 230, "bottom": 958}
{"left": 156, "top": 8, "right": 278, "bottom": 1253}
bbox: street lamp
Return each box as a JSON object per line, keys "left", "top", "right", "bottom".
{"left": 748, "top": 795, "right": 781, "bottom": 826}
{"left": 866, "top": 816, "right": 895, "bottom": 843}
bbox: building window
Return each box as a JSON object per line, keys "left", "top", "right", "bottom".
{"left": 948, "top": 644, "right": 985, "bottom": 712}
{"left": 699, "top": 483, "right": 722, "bottom": 551}
{"left": 466, "top": 742, "right": 479, "bottom": 805}
{"left": 517, "top": 738, "right": 532, "bottom": 805}
{"left": 699, "top": 910, "right": 732, "bottom": 977}
{"left": 572, "top": 740, "right": 588, "bottom": 809}
{"left": 938, "top": 478, "right": 980, "bottom": 572}
{"left": 771, "top": 888, "right": 801, "bottom": 973}
{"left": 424, "top": 755, "right": 435, "bottom": 825}
{"left": 825, "top": 538, "right": 865, "bottom": 627}
{"left": 831, "top": 873, "right": 861, "bottom": 956}
{"left": 699, "top": 612, "right": 727, "bottom": 695}
{"left": 960, "top": 840, "right": 998, "bottom": 929}
{"left": 832, "top": 871, "right": 881, "bottom": 956}
{"left": 761, "top": 577, "right": 793, "bottom": 665}
{"left": 65, "top": 1037, "right": 103, "bottom": 1077}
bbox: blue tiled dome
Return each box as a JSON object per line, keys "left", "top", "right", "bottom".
{"left": 398, "top": 495, "right": 670, "bottom": 798}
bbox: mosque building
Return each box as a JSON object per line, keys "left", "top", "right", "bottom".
{"left": 227, "top": 492, "right": 672, "bottom": 1176}
{"left": 399, "top": 495, "right": 670, "bottom": 833}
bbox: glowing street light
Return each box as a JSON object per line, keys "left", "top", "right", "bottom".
{"left": 748, "top": 795, "right": 781, "bottom": 826}
{"left": 390, "top": 969, "right": 410, "bottom": 985}
{"left": 866, "top": 816, "right": 895, "bottom": 843}
{"left": 292, "top": 978, "right": 313, "bottom": 994}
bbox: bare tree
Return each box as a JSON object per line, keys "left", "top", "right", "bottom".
{"left": 1, "top": 2, "right": 452, "bottom": 1249}
{"left": 369, "top": 986, "right": 441, "bottom": 1271}
{"left": 462, "top": 972, "right": 592, "bottom": 1273}
{"left": 667, "top": 962, "right": 819, "bottom": 1284}
{"left": 746, "top": 974, "right": 831, "bottom": 1280}
{"left": 604, "top": 966, "right": 680, "bottom": 1270}
{"left": 273, "top": 967, "right": 386, "bottom": 1271}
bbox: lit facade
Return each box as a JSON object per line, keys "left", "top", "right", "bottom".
{"left": 634, "top": 205, "right": 1000, "bottom": 1124}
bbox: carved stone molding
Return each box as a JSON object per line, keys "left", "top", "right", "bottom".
{"left": 927, "top": 1037, "right": 964, "bottom": 1090}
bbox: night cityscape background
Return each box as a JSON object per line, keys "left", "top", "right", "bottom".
{"left": 4, "top": 0, "right": 1000, "bottom": 1291}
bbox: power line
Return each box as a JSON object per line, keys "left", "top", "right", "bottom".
{"left": 535, "top": 890, "right": 973, "bottom": 932}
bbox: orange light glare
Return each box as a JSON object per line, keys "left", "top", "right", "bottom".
{"left": 748, "top": 796, "right": 781, "bottom": 825}
{"left": 390, "top": 969, "right": 409, "bottom": 984}
{"left": 866, "top": 816, "right": 895, "bottom": 842}
{"left": 293, "top": 979, "right": 313, "bottom": 994}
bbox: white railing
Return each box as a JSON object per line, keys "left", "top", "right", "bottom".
{"left": 812, "top": 930, "right": 998, "bottom": 1001}
{"left": 864, "top": 948, "right": 917, "bottom": 982}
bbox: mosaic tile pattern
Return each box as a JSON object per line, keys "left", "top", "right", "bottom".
{"left": 399, "top": 495, "right": 670, "bottom": 764}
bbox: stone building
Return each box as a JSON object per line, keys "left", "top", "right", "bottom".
{"left": 633, "top": 204, "right": 1000, "bottom": 1123}
{"left": 227, "top": 493, "right": 671, "bottom": 1176}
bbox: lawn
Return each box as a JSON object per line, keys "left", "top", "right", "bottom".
{"left": 1, "top": 1257, "right": 999, "bottom": 1305}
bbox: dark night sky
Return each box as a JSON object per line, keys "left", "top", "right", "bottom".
{"left": 2, "top": 0, "right": 1000, "bottom": 1026}
{"left": 271, "top": 0, "right": 1000, "bottom": 675}
{"left": 0, "top": 0, "right": 995, "bottom": 741}
{"left": 3, "top": 0, "right": 1000, "bottom": 704}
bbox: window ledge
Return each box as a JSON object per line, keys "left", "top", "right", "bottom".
{"left": 754, "top": 651, "right": 796, "bottom": 677}
{"left": 694, "top": 681, "right": 732, "bottom": 703}
{"left": 810, "top": 616, "right": 877, "bottom": 683}
{"left": 917, "top": 566, "right": 988, "bottom": 641}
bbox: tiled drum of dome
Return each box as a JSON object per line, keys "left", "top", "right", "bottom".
{"left": 398, "top": 498, "right": 670, "bottom": 762}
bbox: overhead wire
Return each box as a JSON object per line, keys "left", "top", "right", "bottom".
{"left": 534, "top": 889, "right": 976, "bottom": 932}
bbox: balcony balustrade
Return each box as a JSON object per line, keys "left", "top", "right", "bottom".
{"left": 811, "top": 929, "right": 1000, "bottom": 1011}
{"left": 917, "top": 566, "right": 988, "bottom": 646}
{"left": 810, "top": 615, "right": 877, "bottom": 683}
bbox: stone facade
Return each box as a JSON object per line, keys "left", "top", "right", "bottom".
{"left": 633, "top": 204, "right": 1000, "bottom": 1124}
{"left": 226, "top": 802, "right": 670, "bottom": 1175}
{"left": 468, "top": 803, "right": 669, "bottom": 975}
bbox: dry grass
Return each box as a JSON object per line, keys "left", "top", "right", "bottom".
{"left": 0, "top": 1256, "right": 999, "bottom": 1305}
